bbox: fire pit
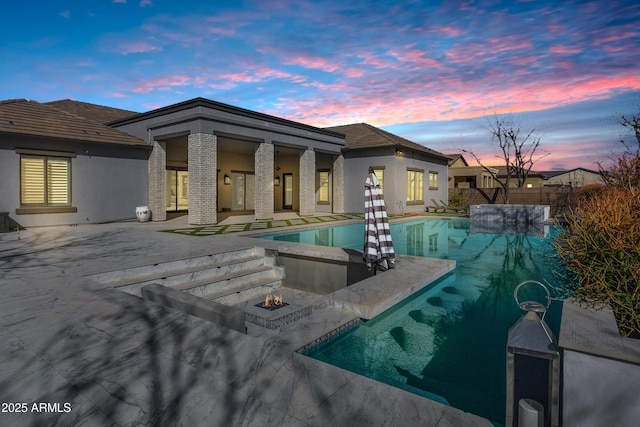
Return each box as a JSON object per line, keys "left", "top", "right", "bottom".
{"left": 255, "top": 291, "right": 289, "bottom": 311}
{"left": 242, "top": 288, "right": 314, "bottom": 330}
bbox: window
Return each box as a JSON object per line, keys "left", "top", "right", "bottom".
{"left": 20, "top": 156, "right": 70, "bottom": 206}
{"left": 429, "top": 171, "right": 439, "bottom": 190}
{"left": 318, "top": 170, "right": 330, "bottom": 203}
{"left": 407, "top": 169, "right": 424, "bottom": 202}
{"left": 372, "top": 167, "right": 384, "bottom": 194}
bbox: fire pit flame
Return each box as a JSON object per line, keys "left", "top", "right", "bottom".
{"left": 257, "top": 290, "right": 288, "bottom": 311}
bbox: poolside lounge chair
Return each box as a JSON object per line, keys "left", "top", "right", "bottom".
{"left": 427, "top": 199, "right": 446, "bottom": 213}
{"left": 434, "top": 199, "right": 467, "bottom": 214}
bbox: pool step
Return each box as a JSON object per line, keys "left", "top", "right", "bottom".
{"left": 86, "top": 246, "right": 284, "bottom": 298}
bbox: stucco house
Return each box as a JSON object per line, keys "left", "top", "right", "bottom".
{"left": 2, "top": 98, "right": 449, "bottom": 228}
{"left": 447, "top": 154, "right": 498, "bottom": 189}
{"left": 0, "top": 99, "right": 150, "bottom": 228}
{"left": 541, "top": 168, "right": 605, "bottom": 187}
{"left": 1, "top": 97, "right": 347, "bottom": 228}
{"left": 327, "top": 123, "right": 451, "bottom": 215}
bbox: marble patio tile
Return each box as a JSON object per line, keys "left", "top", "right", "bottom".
{"left": 238, "top": 351, "right": 358, "bottom": 422}
{"left": 304, "top": 371, "right": 449, "bottom": 427}
{"left": 0, "top": 293, "right": 67, "bottom": 327}
{"left": 0, "top": 382, "right": 116, "bottom": 427}
{"left": 0, "top": 327, "right": 70, "bottom": 404}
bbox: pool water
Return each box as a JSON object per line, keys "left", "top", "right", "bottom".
{"left": 260, "top": 219, "right": 575, "bottom": 425}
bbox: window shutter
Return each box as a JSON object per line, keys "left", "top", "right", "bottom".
{"left": 21, "top": 157, "right": 45, "bottom": 204}
{"left": 47, "top": 158, "right": 70, "bottom": 205}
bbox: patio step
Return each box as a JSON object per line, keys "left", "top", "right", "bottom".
{"left": 176, "top": 265, "right": 284, "bottom": 298}
{"left": 86, "top": 246, "right": 284, "bottom": 298}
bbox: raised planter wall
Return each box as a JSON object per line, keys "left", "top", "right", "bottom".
{"left": 559, "top": 300, "right": 640, "bottom": 427}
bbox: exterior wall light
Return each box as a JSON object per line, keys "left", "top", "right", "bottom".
{"left": 274, "top": 176, "right": 280, "bottom": 186}
{"left": 224, "top": 174, "right": 231, "bottom": 185}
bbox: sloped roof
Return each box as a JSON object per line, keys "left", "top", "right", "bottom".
{"left": 490, "top": 165, "right": 545, "bottom": 178}
{"left": 539, "top": 167, "right": 603, "bottom": 179}
{"left": 325, "top": 122, "right": 450, "bottom": 160}
{"left": 45, "top": 99, "right": 138, "bottom": 124}
{"left": 447, "top": 153, "right": 468, "bottom": 166}
{"left": 0, "top": 99, "right": 148, "bottom": 147}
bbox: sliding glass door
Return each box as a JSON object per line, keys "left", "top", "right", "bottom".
{"left": 231, "top": 172, "right": 255, "bottom": 211}
{"left": 166, "top": 170, "right": 188, "bottom": 211}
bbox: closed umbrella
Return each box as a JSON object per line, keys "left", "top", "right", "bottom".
{"left": 363, "top": 169, "right": 395, "bottom": 273}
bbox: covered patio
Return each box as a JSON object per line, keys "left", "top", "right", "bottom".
{"left": 111, "top": 98, "right": 346, "bottom": 225}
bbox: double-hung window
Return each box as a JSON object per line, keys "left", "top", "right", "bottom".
{"left": 371, "top": 167, "right": 384, "bottom": 194}
{"left": 407, "top": 169, "right": 424, "bottom": 203}
{"left": 428, "top": 171, "right": 439, "bottom": 190}
{"left": 20, "top": 155, "right": 71, "bottom": 207}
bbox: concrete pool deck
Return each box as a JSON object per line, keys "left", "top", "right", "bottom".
{"left": 0, "top": 215, "right": 492, "bottom": 426}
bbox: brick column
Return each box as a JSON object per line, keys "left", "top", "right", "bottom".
{"left": 299, "top": 149, "right": 315, "bottom": 216}
{"left": 148, "top": 140, "right": 166, "bottom": 221}
{"left": 332, "top": 154, "right": 345, "bottom": 214}
{"left": 255, "top": 142, "right": 274, "bottom": 220}
{"left": 188, "top": 133, "right": 217, "bottom": 225}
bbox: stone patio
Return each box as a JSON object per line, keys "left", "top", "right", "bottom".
{"left": 0, "top": 215, "right": 492, "bottom": 426}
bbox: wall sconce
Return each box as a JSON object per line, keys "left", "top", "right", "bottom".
{"left": 224, "top": 174, "right": 231, "bottom": 185}
{"left": 274, "top": 176, "right": 280, "bottom": 186}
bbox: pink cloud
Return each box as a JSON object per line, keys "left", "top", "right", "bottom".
{"left": 549, "top": 45, "right": 583, "bottom": 54}
{"left": 387, "top": 48, "right": 447, "bottom": 70}
{"left": 487, "top": 36, "right": 533, "bottom": 54}
{"left": 119, "top": 41, "right": 162, "bottom": 55}
{"left": 445, "top": 43, "right": 488, "bottom": 64}
{"left": 133, "top": 74, "right": 191, "bottom": 93}
{"left": 429, "top": 25, "right": 465, "bottom": 38}
{"left": 282, "top": 56, "right": 340, "bottom": 73}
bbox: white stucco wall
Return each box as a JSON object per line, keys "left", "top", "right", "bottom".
{"left": 2, "top": 149, "right": 148, "bottom": 227}
{"left": 343, "top": 155, "right": 449, "bottom": 215}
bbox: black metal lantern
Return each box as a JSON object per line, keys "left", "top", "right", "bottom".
{"left": 506, "top": 280, "right": 560, "bottom": 427}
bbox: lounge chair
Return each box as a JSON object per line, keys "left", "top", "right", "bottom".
{"left": 428, "top": 199, "right": 446, "bottom": 213}
{"left": 435, "top": 199, "right": 467, "bottom": 214}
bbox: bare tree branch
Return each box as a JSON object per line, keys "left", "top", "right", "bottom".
{"left": 464, "top": 114, "right": 548, "bottom": 203}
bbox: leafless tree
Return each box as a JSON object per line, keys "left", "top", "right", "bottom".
{"left": 599, "top": 109, "right": 640, "bottom": 188}
{"left": 464, "top": 114, "right": 549, "bottom": 203}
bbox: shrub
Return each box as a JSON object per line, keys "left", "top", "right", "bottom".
{"left": 555, "top": 186, "right": 640, "bottom": 338}
{"left": 578, "top": 183, "right": 606, "bottom": 200}
{"left": 448, "top": 191, "right": 467, "bottom": 208}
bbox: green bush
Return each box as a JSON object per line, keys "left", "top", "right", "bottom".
{"left": 555, "top": 186, "right": 640, "bottom": 338}
{"left": 448, "top": 192, "right": 467, "bottom": 208}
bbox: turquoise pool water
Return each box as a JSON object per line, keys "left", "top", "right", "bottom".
{"left": 259, "top": 219, "right": 575, "bottom": 425}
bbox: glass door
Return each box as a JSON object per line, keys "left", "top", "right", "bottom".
{"left": 166, "top": 170, "right": 188, "bottom": 211}
{"left": 231, "top": 172, "right": 255, "bottom": 210}
{"left": 283, "top": 173, "right": 293, "bottom": 210}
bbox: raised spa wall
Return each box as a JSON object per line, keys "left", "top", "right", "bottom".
{"left": 470, "top": 204, "right": 550, "bottom": 223}
{"left": 271, "top": 249, "right": 371, "bottom": 295}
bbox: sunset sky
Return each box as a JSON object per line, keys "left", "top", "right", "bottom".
{"left": 2, "top": 0, "right": 639, "bottom": 170}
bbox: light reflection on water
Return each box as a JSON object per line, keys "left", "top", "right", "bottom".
{"left": 260, "top": 219, "right": 575, "bottom": 425}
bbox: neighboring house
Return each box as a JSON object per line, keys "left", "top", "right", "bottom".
{"left": 447, "top": 154, "right": 498, "bottom": 189}
{"left": 541, "top": 168, "right": 605, "bottom": 187}
{"left": 489, "top": 166, "right": 546, "bottom": 188}
{"left": 327, "top": 123, "right": 451, "bottom": 215}
{"left": 0, "top": 99, "right": 150, "bottom": 228}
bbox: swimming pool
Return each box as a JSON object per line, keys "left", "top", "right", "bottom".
{"left": 259, "top": 219, "right": 575, "bottom": 425}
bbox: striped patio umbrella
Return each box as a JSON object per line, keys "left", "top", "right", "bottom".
{"left": 363, "top": 170, "right": 395, "bottom": 273}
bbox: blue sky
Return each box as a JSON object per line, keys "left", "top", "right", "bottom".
{"left": 2, "top": 0, "right": 639, "bottom": 170}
